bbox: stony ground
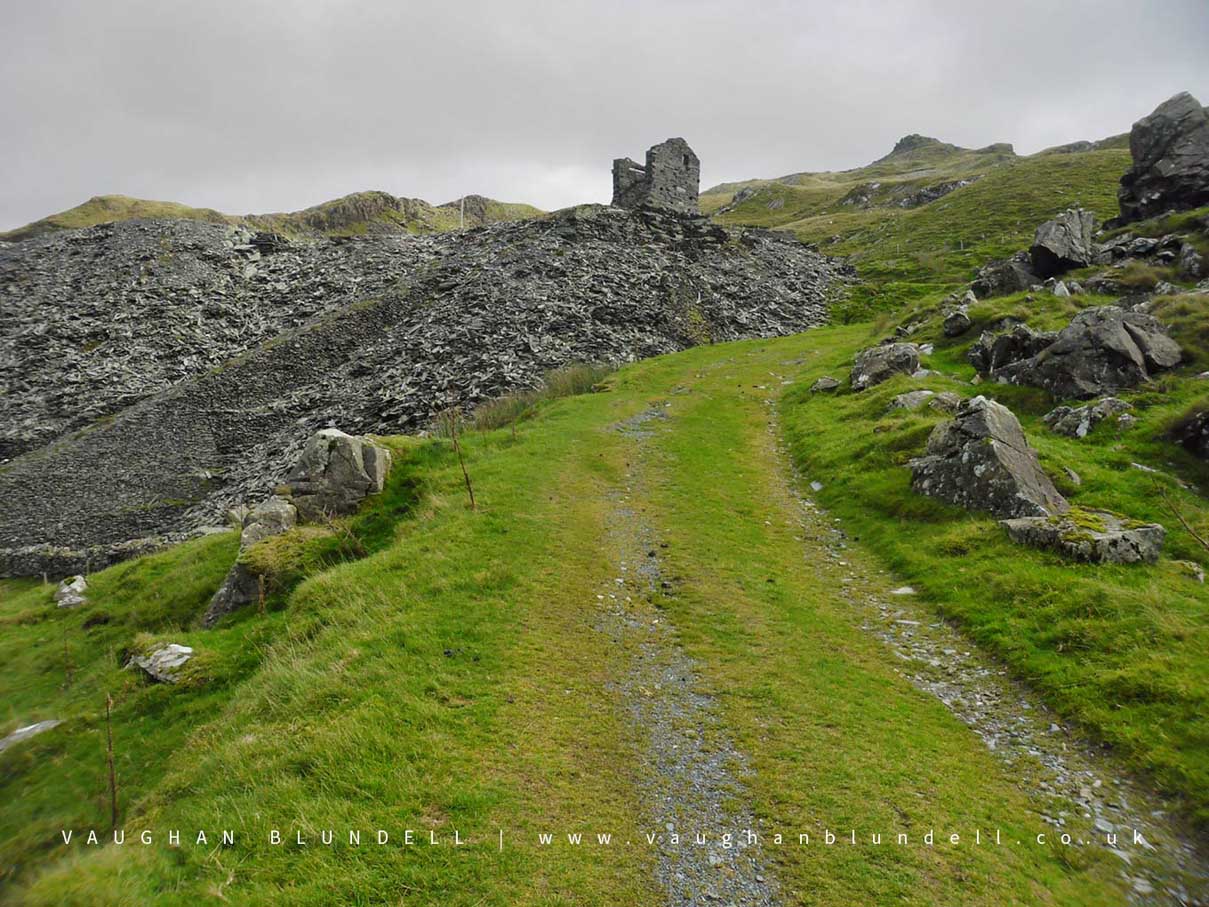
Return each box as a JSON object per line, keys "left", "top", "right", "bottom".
{"left": 4, "top": 332, "right": 1207, "bottom": 905}
{"left": 0, "top": 207, "right": 852, "bottom": 575}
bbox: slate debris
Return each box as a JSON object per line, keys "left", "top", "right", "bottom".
{"left": 0, "top": 205, "right": 852, "bottom": 577}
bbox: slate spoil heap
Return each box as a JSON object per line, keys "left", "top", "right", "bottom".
{"left": 0, "top": 204, "right": 852, "bottom": 577}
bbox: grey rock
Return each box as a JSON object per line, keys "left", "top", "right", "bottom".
{"left": 202, "top": 495, "right": 296, "bottom": 628}
{"left": 1171, "top": 410, "right": 1209, "bottom": 460}
{"left": 1051, "top": 280, "right": 1070, "bottom": 298}
{"left": 1030, "top": 208, "right": 1096, "bottom": 278}
{"left": 1002, "top": 511, "right": 1164, "bottom": 564}
{"left": 888, "top": 390, "right": 935, "bottom": 411}
{"left": 0, "top": 720, "right": 63, "bottom": 754}
{"left": 970, "top": 254, "right": 1038, "bottom": 299}
{"left": 909, "top": 396, "right": 1068, "bottom": 519}
{"left": 239, "top": 495, "right": 297, "bottom": 547}
{"left": 930, "top": 391, "right": 962, "bottom": 413}
{"left": 810, "top": 376, "right": 840, "bottom": 393}
{"left": 0, "top": 206, "right": 852, "bottom": 576}
{"left": 1116, "top": 92, "right": 1209, "bottom": 224}
{"left": 54, "top": 574, "right": 88, "bottom": 608}
{"left": 202, "top": 563, "right": 262, "bottom": 628}
{"left": 1083, "top": 274, "right": 1125, "bottom": 296}
{"left": 1043, "top": 397, "right": 1133, "bottom": 438}
{"left": 851, "top": 343, "right": 920, "bottom": 390}
{"left": 130, "top": 643, "right": 194, "bottom": 683}
{"left": 1174, "top": 559, "right": 1205, "bottom": 583}
{"left": 1178, "top": 243, "right": 1205, "bottom": 281}
{"left": 943, "top": 306, "right": 972, "bottom": 337}
{"left": 968, "top": 324, "right": 1057, "bottom": 375}
{"left": 284, "top": 430, "right": 392, "bottom": 522}
{"left": 993, "top": 306, "right": 1181, "bottom": 398}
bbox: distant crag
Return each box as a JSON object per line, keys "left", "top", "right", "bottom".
{"left": 0, "top": 204, "right": 852, "bottom": 576}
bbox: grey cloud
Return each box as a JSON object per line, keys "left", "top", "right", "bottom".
{"left": 2, "top": 0, "right": 1207, "bottom": 229}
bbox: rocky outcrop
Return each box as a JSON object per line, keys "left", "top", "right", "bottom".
{"left": 1116, "top": 92, "right": 1209, "bottom": 224}
{"left": 284, "top": 430, "right": 392, "bottom": 522}
{"left": 1002, "top": 510, "right": 1164, "bottom": 564}
{"left": 993, "top": 306, "right": 1181, "bottom": 398}
{"left": 850, "top": 343, "right": 920, "bottom": 390}
{"left": 888, "top": 390, "right": 937, "bottom": 411}
{"left": 54, "top": 575, "right": 88, "bottom": 608}
{"left": 970, "top": 253, "right": 1038, "bottom": 299}
{"left": 1030, "top": 208, "right": 1096, "bottom": 278}
{"left": 1043, "top": 398, "right": 1133, "bottom": 438}
{"left": 909, "top": 396, "right": 1068, "bottom": 519}
{"left": 201, "top": 495, "right": 297, "bottom": 628}
{"left": 0, "top": 206, "right": 851, "bottom": 577}
{"left": 130, "top": 643, "right": 194, "bottom": 683}
{"left": 1171, "top": 410, "right": 1209, "bottom": 460}
{"left": 943, "top": 306, "right": 972, "bottom": 337}
{"left": 968, "top": 324, "right": 1057, "bottom": 375}
{"left": 202, "top": 430, "right": 391, "bottom": 626}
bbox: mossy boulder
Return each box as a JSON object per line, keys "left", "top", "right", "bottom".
{"left": 1001, "top": 508, "right": 1165, "bottom": 564}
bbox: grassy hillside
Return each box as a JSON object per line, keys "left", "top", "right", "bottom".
{"left": 704, "top": 140, "right": 1132, "bottom": 320}
{"left": 3, "top": 318, "right": 1206, "bottom": 902}
{"left": 1, "top": 191, "right": 542, "bottom": 242}
{"left": 0, "top": 196, "right": 236, "bottom": 242}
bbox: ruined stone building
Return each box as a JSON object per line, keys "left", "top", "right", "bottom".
{"left": 612, "top": 138, "right": 700, "bottom": 215}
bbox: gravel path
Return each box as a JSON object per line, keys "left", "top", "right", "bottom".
{"left": 760, "top": 387, "right": 1209, "bottom": 907}
{"left": 596, "top": 405, "right": 780, "bottom": 907}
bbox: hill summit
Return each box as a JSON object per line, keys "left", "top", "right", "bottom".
{"left": 0, "top": 190, "right": 543, "bottom": 243}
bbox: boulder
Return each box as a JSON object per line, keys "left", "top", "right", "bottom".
{"left": 239, "top": 496, "right": 296, "bottom": 547}
{"left": 810, "top": 376, "right": 840, "bottom": 393}
{"left": 54, "top": 574, "right": 88, "bottom": 608}
{"left": 1171, "top": 410, "right": 1209, "bottom": 460}
{"left": 1178, "top": 244, "right": 1205, "bottom": 281}
{"left": 1043, "top": 397, "right": 1133, "bottom": 438}
{"left": 970, "top": 253, "right": 1039, "bottom": 299}
{"left": 0, "top": 720, "right": 63, "bottom": 754}
{"left": 1117, "top": 92, "right": 1209, "bottom": 224}
{"left": 993, "top": 306, "right": 1181, "bottom": 398}
{"left": 1001, "top": 510, "right": 1164, "bottom": 564}
{"left": 1030, "top": 208, "right": 1096, "bottom": 278}
{"left": 850, "top": 343, "right": 920, "bottom": 391}
{"left": 909, "top": 396, "right": 1069, "bottom": 519}
{"left": 943, "top": 307, "right": 972, "bottom": 337}
{"left": 201, "top": 495, "right": 296, "bottom": 628}
{"left": 930, "top": 391, "right": 963, "bottom": 414}
{"left": 284, "top": 429, "right": 393, "bottom": 522}
{"left": 888, "top": 390, "right": 935, "bottom": 411}
{"left": 968, "top": 324, "right": 1057, "bottom": 375}
{"left": 130, "top": 643, "right": 194, "bottom": 683}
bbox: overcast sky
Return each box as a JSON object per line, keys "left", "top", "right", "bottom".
{"left": 3, "top": 0, "right": 1207, "bottom": 230}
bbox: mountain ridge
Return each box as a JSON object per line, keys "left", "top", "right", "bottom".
{"left": 0, "top": 190, "right": 543, "bottom": 243}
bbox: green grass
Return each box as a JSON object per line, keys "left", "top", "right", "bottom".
{"left": 779, "top": 315, "right": 1209, "bottom": 829}
{"left": 4, "top": 330, "right": 1178, "bottom": 904}
{"left": 0, "top": 196, "right": 236, "bottom": 241}
{"left": 1, "top": 192, "right": 543, "bottom": 242}
{"left": 470, "top": 364, "right": 615, "bottom": 431}
{"left": 707, "top": 148, "right": 1131, "bottom": 320}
